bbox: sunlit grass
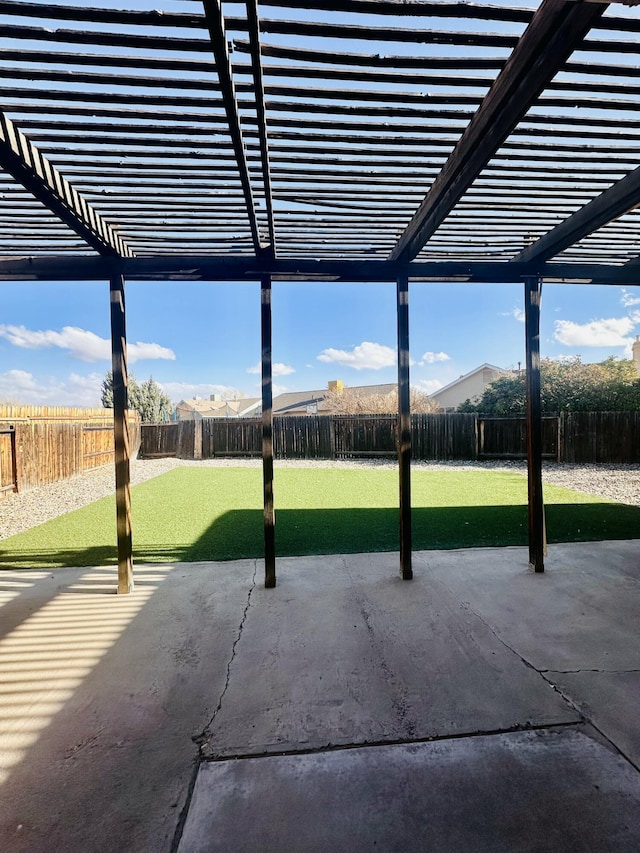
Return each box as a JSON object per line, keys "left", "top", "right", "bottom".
{"left": 1, "top": 467, "right": 639, "bottom": 569}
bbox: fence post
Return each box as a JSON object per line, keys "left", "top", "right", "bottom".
{"left": 557, "top": 412, "right": 563, "bottom": 463}
{"left": 329, "top": 416, "right": 336, "bottom": 460}
{"left": 109, "top": 273, "right": 134, "bottom": 594}
{"left": 524, "top": 276, "right": 544, "bottom": 573}
{"left": 10, "top": 426, "right": 19, "bottom": 493}
{"left": 194, "top": 419, "right": 202, "bottom": 460}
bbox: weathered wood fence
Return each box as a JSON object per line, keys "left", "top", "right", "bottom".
{"left": 0, "top": 406, "right": 141, "bottom": 497}
{"left": 140, "top": 412, "right": 640, "bottom": 464}
{"left": 140, "top": 412, "right": 640, "bottom": 463}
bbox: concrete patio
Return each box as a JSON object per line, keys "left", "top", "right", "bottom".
{"left": 1, "top": 540, "right": 639, "bottom": 851}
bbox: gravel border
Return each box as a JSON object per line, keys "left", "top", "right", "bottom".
{"left": 1, "top": 457, "right": 639, "bottom": 541}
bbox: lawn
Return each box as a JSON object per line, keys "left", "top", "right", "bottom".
{"left": 1, "top": 466, "right": 639, "bottom": 569}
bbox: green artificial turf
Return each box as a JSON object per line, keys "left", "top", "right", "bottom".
{"left": 1, "top": 466, "right": 639, "bottom": 569}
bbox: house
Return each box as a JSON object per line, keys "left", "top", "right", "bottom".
{"left": 176, "top": 394, "right": 261, "bottom": 420}
{"left": 430, "top": 364, "right": 510, "bottom": 412}
{"left": 272, "top": 381, "right": 397, "bottom": 416}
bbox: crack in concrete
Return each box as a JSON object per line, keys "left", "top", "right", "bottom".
{"left": 431, "top": 575, "right": 640, "bottom": 774}
{"left": 431, "top": 576, "right": 587, "bottom": 719}
{"left": 193, "top": 560, "right": 258, "bottom": 758}
{"left": 542, "top": 668, "right": 640, "bottom": 675}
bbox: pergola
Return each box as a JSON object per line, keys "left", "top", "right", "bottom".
{"left": 1, "top": 0, "right": 639, "bottom": 592}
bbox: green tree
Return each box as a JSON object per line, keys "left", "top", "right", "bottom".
{"left": 458, "top": 357, "right": 640, "bottom": 414}
{"left": 101, "top": 371, "right": 173, "bottom": 422}
{"left": 135, "top": 376, "right": 173, "bottom": 423}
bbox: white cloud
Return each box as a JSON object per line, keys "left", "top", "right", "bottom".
{"left": 421, "top": 351, "right": 451, "bottom": 364}
{"left": 0, "top": 324, "right": 175, "bottom": 364}
{"left": 246, "top": 361, "right": 295, "bottom": 376}
{"left": 554, "top": 317, "right": 635, "bottom": 348}
{"left": 621, "top": 288, "right": 640, "bottom": 307}
{"left": 128, "top": 341, "right": 175, "bottom": 364}
{"left": 0, "top": 370, "right": 103, "bottom": 407}
{"left": 317, "top": 341, "right": 395, "bottom": 370}
{"left": 160, "top": 381, "right": 242, "bottom": 403}
{"left": 413, "top": 378, "right": 443, "bottom": 395}
{"left": 499, "top": 308, "right": 525, "bottom": 323}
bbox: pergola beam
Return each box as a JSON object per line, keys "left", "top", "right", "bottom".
{"left": 246, "top": 0, "right": 276, "bottom": 256}
{"left": 514, "top": 165, "right": 640, "bottom": 264}
{"left": 201, "top": 0, "right": 263, "bottom": 254}
{"left": 389, "top": 0, "right": 609, "bottom": 262}
{"left": 0, "top": 112, "right": 132, "bottom": 257}
{"left": 3, "top": 255, "right": 640, "bottom": 285}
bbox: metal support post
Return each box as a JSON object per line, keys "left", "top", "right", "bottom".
{"left": 397, "top": 273, "right": 413, "bottom": 580}
{"left": 109, "top": 273, "right": 134, "bottom": 593}
{"left": 524, "top": 276, "right": 545, "bottom": 572}
{"left": 261, "top": 276, "right": 276, "bottom": 587}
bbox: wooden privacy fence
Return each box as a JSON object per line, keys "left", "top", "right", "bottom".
{"left": 0, "top": 406, "right": 141, "bottom": 497}
{"left": 561, "top": 411, "right": 640, "bottom": 463}
{"left": 140, "top": 411, "right": 640, "bottom": 464}
{"left": 478, "top": 417, "right": 559, "bottom": 460}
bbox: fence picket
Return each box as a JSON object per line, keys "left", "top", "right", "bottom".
{"left": 0, "top": 405, "right": 140, "bottom": 497}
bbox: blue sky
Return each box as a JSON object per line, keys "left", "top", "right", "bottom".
{"left": 1, "top": 278, "right": 639, "bottom": 407}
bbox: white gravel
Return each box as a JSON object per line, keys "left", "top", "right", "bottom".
{"left": 1, "top": 457, "right": 639, "bottom": 541}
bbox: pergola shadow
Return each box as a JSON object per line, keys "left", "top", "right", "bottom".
{"left": 2, "top": 502, "right": 640, "bottom": 570}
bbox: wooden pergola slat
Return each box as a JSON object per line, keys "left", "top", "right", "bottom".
{"left": 514, "top": 165, "right": 640, "bottom": 264}
{"left": 201, "top": 0, "right": 263, "bottom": 254}
{"left": 247, "top": 0, "right": 276, "bottom": 256}
{"left": 389, "top": 0, "right": 609, "bottom": 262}
{"left": 0, "top": 111, "right": 132, "bottom": 257}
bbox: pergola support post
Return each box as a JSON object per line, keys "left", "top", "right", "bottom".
{"left": 261, "top": 276, "right": 276, "bottom": 588}
{"left": 524, "top": 276, "right": 544, "bottom": 573}
{"left": 397, "top": 273, "right": 413, "bottom": 580}
{"left": 109, "top": 273, "right": 134, "bottom": 593}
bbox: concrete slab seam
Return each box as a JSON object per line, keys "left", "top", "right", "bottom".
{"left": 197, "top": 720, "right": 586, "bottom": 765}
{"left": 537, "top": 670, "right": 640, "bottom": 775}
{"left": 542, "top": 668, "right": 640, "bottom": 675}
{"left": 194, "top": 559, "right": 258, "bottom": 761}
{"left": 169, "top": 756, "right": 202, "bottom": 853}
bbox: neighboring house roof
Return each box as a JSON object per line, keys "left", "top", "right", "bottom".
{"left": 272, "top": 383, "right": 397, "bottom": 415}
{"left": 236, "top": 397, "right": 261, "bottom": 416}
{"left": 431, "top": 364, "right": 508, "bottom": 399}
{"left": 272, "top": 389, "right": 327, "bottom": 415}
{"left": 176, "top": 396, "right": 263, "bottom": 418}
{"left": 177, "top": 398, "right": 228, "bottom": 415}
